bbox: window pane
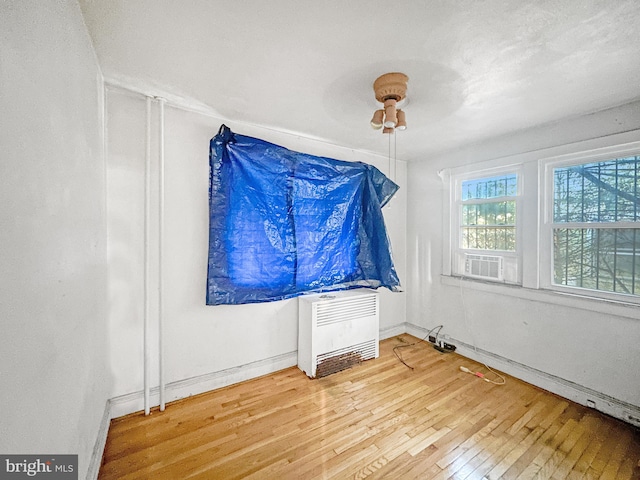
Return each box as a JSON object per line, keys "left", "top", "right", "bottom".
{"left": 554, "top": 156, "right": 639, "bottom": 223}
{"left": 457, "top": 171, "right": 519, "bottom": 283}
{"left": 462, "top": 174, "right": 517, "bottom": 200}
{"left": 462, "top": 226, "right": 516, "bottom": 251}
{"left": 461, "top": 195, "right": 516, "bottom": 251}
{"left": 462, "top": 201, "right": 515, "bottom": 226}
{"left": 553, "top": 228, "right": 639, "bottom": 295}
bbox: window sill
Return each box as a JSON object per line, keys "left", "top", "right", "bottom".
{"left": 440, "top": 275, "right": 639, "bottom": 320}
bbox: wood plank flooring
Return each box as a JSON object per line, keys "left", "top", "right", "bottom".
{"left": 99, "top": 335, "right": 640, "bottom": 479}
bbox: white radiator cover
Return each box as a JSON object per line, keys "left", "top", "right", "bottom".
{"left": 298, "top": 289, "right": 379, "bottom": 378}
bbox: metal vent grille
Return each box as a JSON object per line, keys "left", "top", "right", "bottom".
{"left": 315, "top": 295, "right": 378, "bottom": 327}
{"left": 465, "top": 254, "right": 503, "bottom": 280}
{"left": 315, "top": 340, "right": 377, "bottom": 378}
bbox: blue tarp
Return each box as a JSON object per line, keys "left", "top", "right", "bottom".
{"left": 207, "top": 125, "right": 401, "bottom": 305}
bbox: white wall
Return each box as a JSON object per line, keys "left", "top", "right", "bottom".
{"left": 105, "top": 88, "right": 407, "bottom": 411}
{"left": 0, "top": 1, "right": 110, "bottom": 478}
{"left": 407, "top": 101, "right": 640, "bottom": 421}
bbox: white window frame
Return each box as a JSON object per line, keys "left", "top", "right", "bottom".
{"left": 441, "top": 130, "right": 640, "bottom": 309}
{"left": 540, "top": 144, "right": 640, "bottom": 304}
{"left": 449, "top": 165, "right": 523, "bottom": 285}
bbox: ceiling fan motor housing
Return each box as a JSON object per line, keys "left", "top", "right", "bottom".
{"left": 373, "top": 72, "right": 408, "bottom": 103}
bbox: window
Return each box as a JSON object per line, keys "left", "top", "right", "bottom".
{"left": 461, "top": 174, "right": 517, "bottom": 251}
{"left": 444, "top": 134, "right": 640, "bottom": 305}
{"left": 550, "top": 156, "right": 639, "bottom": 296}
{"left": 452, "top": 170, "right": 521, "bottom": 284}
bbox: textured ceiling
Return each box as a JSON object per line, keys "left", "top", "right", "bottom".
{"left": 79, "top": 0, "right": 640, "bottom": 161}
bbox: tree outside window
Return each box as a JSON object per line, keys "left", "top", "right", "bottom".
{"left": 553, "top": 156, "right": 639, "bottom": 296}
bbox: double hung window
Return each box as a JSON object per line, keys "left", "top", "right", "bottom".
{"left": 446, "top": 139, "right": 639, "bottom": 304}
{"left": 452, "top": 170, "right": 521, "bottom": 284}
{"left": 549, "top": 156, "right": 639, "bottom": 297}
{"left": 461, "top": 174, "right": 517, "bottom": 251}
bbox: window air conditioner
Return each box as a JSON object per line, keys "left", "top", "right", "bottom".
{"left": 464, "top": 254, "right": 504, "bottom": 281}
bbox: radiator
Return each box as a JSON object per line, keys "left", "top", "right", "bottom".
{"left": 298, "top": 289, "right": 379, "bottom": 378}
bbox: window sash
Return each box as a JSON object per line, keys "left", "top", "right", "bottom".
{"left": 451, "top": 169, "right": 521, "bottom": 283}
{"left": 458, "top": 183, "right": 518, "bottom": 253}
{"left": 552, "top": 156, "right": 639, "bottom": 224}
{"left": 552, "top": 227, "right": 639, "bottom": 296}
{"left": 543, "top": 150, "right": 640, "bottom": 301}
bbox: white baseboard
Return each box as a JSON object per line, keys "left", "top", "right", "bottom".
{"left": 89, "top": 323, "right": 640, "bottom": 477}
{"left": 405, "top": 323, "right": 640, "bottom": 428}
{"left": 85, "top": 399, "right": 111, "bottom": 480}
{"left": 89, "top": 351, "right": 296, "bottom": 477}
{"left": 109, "top": 350, "right": 298, "bottom": 419}
{"left": 380, "top": 322, "right": 408, "bottom": 340}
{"left": 92, "top": 331, "right": 403, "bottom": 474}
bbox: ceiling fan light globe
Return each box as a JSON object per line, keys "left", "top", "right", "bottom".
{"left": 370, "top": 109, "right": 384, "bottom": 129}
{"left": 383, "top": 99, "right": 397, "bottom": 128}
{"left": 396, "top": 109, "right": 407, "bottom": 130}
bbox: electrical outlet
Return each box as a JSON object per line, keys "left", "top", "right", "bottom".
{"left": 428, "top": 335, "right": 437, "bottom": 344}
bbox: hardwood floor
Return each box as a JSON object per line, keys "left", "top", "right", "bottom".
{"left": 99, "top": 335, "right": 640, "bottom": 479}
